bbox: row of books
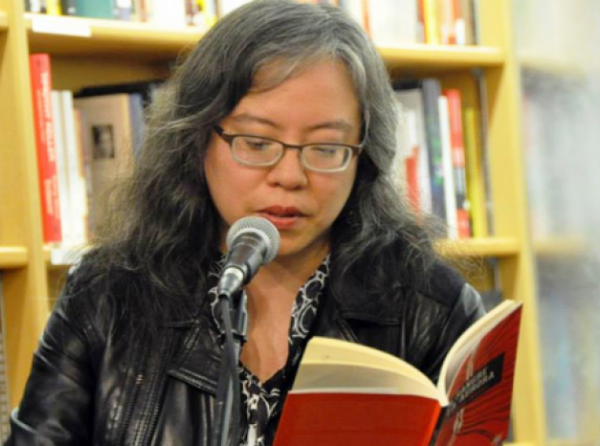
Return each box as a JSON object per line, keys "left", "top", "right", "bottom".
{"left": 25, "top": 0, "right": 218, "bottom": 30}
{"left": 393, "top": 79, "right": 488, "bottom": 239}
{"left": 29, "top": 53, "right": 159, "bottom": 247}
{"left": 30, "top": 52, "right": 488, "bottom": 247}
{"left": 299, "top": 0, "right": 480, "bottom": 46}
{"left": 25, "top": 0, "right": 479, "bottom": 46}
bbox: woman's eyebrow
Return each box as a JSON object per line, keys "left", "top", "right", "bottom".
{"left": 230, "top": 113, "right": 280, "bottom": 128}
{"left": 231, "top": 114, "right": 355, "bottom": 134}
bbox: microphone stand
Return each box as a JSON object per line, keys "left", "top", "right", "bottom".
{"left": 211, "top": 289, "right": 248, "bottom": 446}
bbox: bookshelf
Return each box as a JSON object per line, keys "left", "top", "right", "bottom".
{"left": 0, "top": 0, "right": 546, "bottom": 444}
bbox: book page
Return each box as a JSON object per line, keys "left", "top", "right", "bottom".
{"left": 293, "top": 361, "right": 442, "bottom": 402}
{"left": 297, "top": 337, "right": 440, "bottom": 400}
{"left": 433, "top": 304, "right": 522, "bottom": 446}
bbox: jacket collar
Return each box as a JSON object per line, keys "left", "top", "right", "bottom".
{"left": 166, "top": 286, "right": 356, "bottom": 395}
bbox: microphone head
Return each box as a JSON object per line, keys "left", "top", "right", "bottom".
{"left": 226, "top": 216, "right": 280, "bottom": 263}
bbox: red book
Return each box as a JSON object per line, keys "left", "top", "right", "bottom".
{"left": 29, "top": 53, "right": 62, "bottom": 244}
{"left": 274, "top": 301, "right": 523, "bottom": 446}
{"left": 444, "top": 89, "right": 471, "bottom": 239}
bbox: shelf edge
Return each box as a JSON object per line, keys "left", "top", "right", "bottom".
{"left": 0, "top": 11, "right": 8, "bottom": 31}
{"left": 24, "top": 13, "right": 505, "bottom": 69}
{"left": 0, "top": 246, "right": 29, "bottom": 269}
{"left": 435, "top": 237, "right": 521, "bottom": 258}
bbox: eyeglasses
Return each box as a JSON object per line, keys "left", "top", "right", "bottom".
{"left": 214, "top": 126, "right": 362, "bottom": 173}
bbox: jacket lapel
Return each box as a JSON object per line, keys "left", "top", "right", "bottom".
{"left": 167, "top": 312, "right": 223, "bottom": 396}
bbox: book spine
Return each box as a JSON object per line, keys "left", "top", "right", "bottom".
{"left": 61, "top": 91, "right": 89, "bottom": 246}
{"left": 463, "top": 107, "right": 488, "bottom": 237}
{"left": 445, "top": 89, "right": 471, "bottom": 238}
{"left": 149, "top": 0, "right": 187, "bottom": 27}
{"left": 29, "top": 54, "right": 62, "bottom": 244}
{"left": 74, "top": 0, "right": 117, "bottom": 19}
{"left": 403, "top": 110, "right": 421, "bottom": 212}
{"left": 60, "top": 0, "right": 77, "bottom": 15}
{"left": 416, "top": 0, "right": 426, "bottom": 43}
{"left": 115, "top": 0, "right": 134, "bottom": 20}
{"left": 46, "top": 0, "right": 62, "bottom": 15}
{"left": 439, "top": 0, "right": 456, "bottom": 44}
{"left": 438, "top": 95, "right": 457, "bottom": 238}
{"left": 51, "top": 91, "right": 73, "bottom": 247}
{"left": 421, "top": 78, "right": 446, "bottom": 222}
{"left": 423, "top": 0, "right": 440, "bottom": 44}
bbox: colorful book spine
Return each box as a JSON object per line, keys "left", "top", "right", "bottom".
{"left": 423, "top": 0, "right": 440, "bottom": 44}
{"left": 463, "top": 107, "right": 488, "bottom": 237}
{"left": 29, "top": 54, "right": 62, "bottom": 244}
{"left": 46, "top": 0, "right": 62, "bottom": 15}
{"left": 444, "top": 89, "right": 471, "bottom": 238}
{"left": 438, "top": 95, "right": 457, "bottom": 238}
{"left": 74, "top": 0, "right": 116, "bottom": 19}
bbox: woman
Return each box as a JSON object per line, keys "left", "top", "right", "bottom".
{"left": 8, "top": 0, "right": 485, "bottom": 444}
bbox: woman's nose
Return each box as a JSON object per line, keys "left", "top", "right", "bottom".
{"left": 265, "top": 148, "right": 309, "bottom": 189}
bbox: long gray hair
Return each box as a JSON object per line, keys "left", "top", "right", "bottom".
{"left": 87, "top": 0, "right": 439, "bottom": 326}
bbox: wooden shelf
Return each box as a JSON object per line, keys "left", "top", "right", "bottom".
{"left": 0, "top": 246, "right": 28, "bottom": 269}
{"left": 25, "top": 13, "right": 203, "bottom": 62}
{"left": 25, "top": 13, "right": 505, "bottom": 71}
{"left": 380, "top": 44, "right": 505, "bottom": 72}
{"left": 0, "top": 11, "right": 8, "bottom": 32}
{"left": 435, "top": 237, "right": 520, "bottom": 258}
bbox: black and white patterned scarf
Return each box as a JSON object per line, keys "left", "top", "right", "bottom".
{"left": 207, "top": 254, "right": 330, "bottom": 446}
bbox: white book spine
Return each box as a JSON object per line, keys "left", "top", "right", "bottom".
{"left": 61, "top": 91, "right": 89, "bottom": 247}
{"left": 51, "top": 91, "right": 72, "bottom": 247}
{"left": 149, "top": 0, "right": 187, "bottom": 27}
{"left": 439, "top": 96, "right": 457, "bottom": 239}
{"left": 369, "top": 0, "right": 417, "bottom": 46}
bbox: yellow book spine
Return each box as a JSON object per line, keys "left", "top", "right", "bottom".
{"left": 423, "top": 0, "right": 440, "bottom": 44}
{"left": 46, "top": 0, "right": 62, "bottom": 16}
{"left": 463, "top": 107, "right": 488, "bottom": 238}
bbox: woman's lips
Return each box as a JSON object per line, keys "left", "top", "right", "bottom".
{"left": 258, "top": 206, "right": 304, "bottom": 229}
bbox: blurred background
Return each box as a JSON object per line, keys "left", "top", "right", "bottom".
{"left": 513, "top": 0, "right": 600, "bottom": 443}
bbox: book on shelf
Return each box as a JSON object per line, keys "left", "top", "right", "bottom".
{"left": 273, "top": 300, "right": 523, "bottom": 446}
{"left": 394, "top": 87, "right": 432, "bottom": 215}
{"left": 51, "top": 90, "right": 90, "bottom": 248}
{"left": 463, "top": 106, "right": 488, "bottom": 238}
{"left": 73, "top": 0, "right": 118, "bottom": 19}
{"left": 366, "top": 0, "right": 418, "bottom": 46}
{"left": 29, "top": 53, "right": 62, "bottom": 245}
{"left": 74, "top": 93, "right": 137, "bottom": 236}
{"left": 394, "top": 79, "right": 485, "bottom": 238}
{"left": 444, "top": 88, "right": 471, "bottom": 239}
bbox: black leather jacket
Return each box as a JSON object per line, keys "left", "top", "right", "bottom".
{"left": 7, "top": 261, "right": 485, "bottom": 445}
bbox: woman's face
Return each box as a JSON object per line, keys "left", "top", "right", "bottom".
{"left": 204, "top": 61, "right": 361, "bottom": 261}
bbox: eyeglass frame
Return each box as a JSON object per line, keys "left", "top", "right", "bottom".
{"left": 213, "top": 125, "right": 363, "bottom": 173}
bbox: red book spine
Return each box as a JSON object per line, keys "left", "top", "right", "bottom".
{"left": 29, "top": 53, "right": 62, "bottom": 244}
{"left": 444, "top": 89, "right": 471, "bottom": 239}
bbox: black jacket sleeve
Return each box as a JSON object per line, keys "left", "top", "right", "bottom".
{"left": 6, "top": 275, "right": 97, "bottom": 445}
{"left": 421, "top": 283, "right": 486, "bottom": 382}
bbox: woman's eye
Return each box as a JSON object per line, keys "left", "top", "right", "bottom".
{"left": 313, "top": 146, "right": 339, "bottom": 157}
{"left": 243, "top": 138, "right": 273, "bottom": 150}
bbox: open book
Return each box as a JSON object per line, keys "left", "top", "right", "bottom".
{"left": 274, "top": 300, "right": 522, "bottom": 446}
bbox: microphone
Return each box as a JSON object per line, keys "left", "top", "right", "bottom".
{"left": 217, "top": 216, "right": 280, "bottom": 298}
